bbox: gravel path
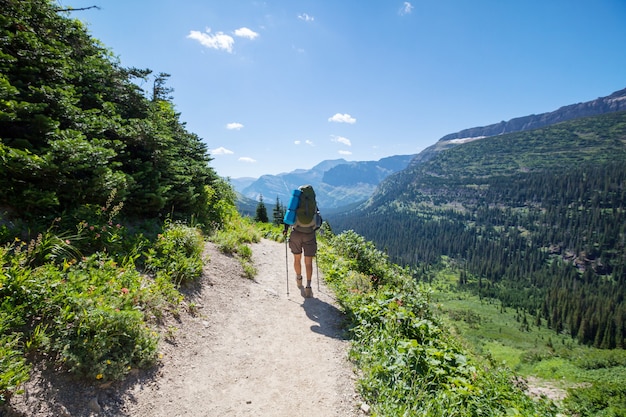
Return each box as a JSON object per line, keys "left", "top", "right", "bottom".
{"left": 2, "top": 239, "right": 361, "bottom": 417}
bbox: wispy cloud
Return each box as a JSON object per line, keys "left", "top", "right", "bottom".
{"left": 187, "top": 29, "right": 235, "bottom": 53}
{"left": 339, "top": 150, "right": 352, "bottom": 156}
{"left": 399, "top": 2, "right": 414, "bottom": 16}
{"left": 294, "top": 139, "right": 314, "bottom": 146}
{"left": 332, "top": 135, "right": 352, "bottom": 146}
{"left": 328, "top": 113, "right": 356, "bottom": 124}
{"left": 234, "top": 27, "right": 259, "bottom": 40}
{"left": 226, "top": 122, "right": 244, "bottom": 130}
{"left": 239, "top": 157, "right": 256, "bottom": 163}
{"left": 212, "top": 146, "right": 234, "bottom": 155}
{"left": 298, "top": 13, "right": 314, "bottom": 22}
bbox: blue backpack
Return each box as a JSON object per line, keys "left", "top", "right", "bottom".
{"left": 284, "top": 185, "right": 322, "bottom": 231}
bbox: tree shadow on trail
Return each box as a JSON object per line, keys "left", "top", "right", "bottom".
{"left": 301, "top": 296, "right": 349, "bottom": 340}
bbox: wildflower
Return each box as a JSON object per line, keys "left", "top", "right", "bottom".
{"left": 106, "top": 360, "right": 111, "bottom": 365}
{"left": 121, "top": 287, "right": 129, "bottom": 295}
{"left": 96, "top": 373, "right": 103, "bottom": 380}
{"left": 89, "top": 226, "right": 95, "bottom": 231}
{"left": 116, "top": 223, "right": 121, "bottom": 228}
{"left": 65, "top": 239, "right": 70, "bottom": 245}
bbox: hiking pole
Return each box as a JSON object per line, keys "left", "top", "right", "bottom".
{"left": 285, "top": 237, "right": 289, "bottom": 296}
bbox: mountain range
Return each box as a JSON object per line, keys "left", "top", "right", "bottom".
{"left": 233, "top": 155, "right": 416, "bottom": 214}
{"left": 234, "top": 87, "right": 626, "bottom": 215}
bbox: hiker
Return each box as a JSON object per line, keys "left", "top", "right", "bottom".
{"left": 283, "top": 185, "right": 322, "bottom": 298}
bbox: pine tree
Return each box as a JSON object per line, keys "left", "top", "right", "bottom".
{"left": 272, "top": 196, "right": 285, "bottom": 225}
{"left": 255, "top": 195, "right": 269, "bottom": 223}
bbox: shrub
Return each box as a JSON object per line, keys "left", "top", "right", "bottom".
{"left": 144, "top": 221, "right": 205, "bottom": 286}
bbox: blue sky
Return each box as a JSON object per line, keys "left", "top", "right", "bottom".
{"left": 75, "top": 0, "right": 626, "bottom": 179}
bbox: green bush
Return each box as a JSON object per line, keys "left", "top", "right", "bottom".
{"left": 210, "top": 216, "right": 261, "bottom": 279}
{"left": 144, "top": 221, "right": 205, "bottom": 286}
{"left": 0, "top": 216, "right": 201, "bottom": 400}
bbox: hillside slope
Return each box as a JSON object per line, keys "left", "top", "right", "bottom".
{"left": 330, "top": 111, "right": 626, "bottom": 348}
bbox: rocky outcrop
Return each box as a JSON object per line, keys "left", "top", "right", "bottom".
{"left": 439, "top": 87, "right": 626, "bottom": 142}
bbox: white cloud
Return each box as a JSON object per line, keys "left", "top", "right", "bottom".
{"left": 294, "top": 140, "right": 301, "bottom": 145}
{"left": 226, "top": 122, "right": 244, "bottom": 130}
{"left": 295, "top": 139, "right": 314, "bottom": 146}
{"left": 399, "top": 2, "right": 414, "bottom": 16}
{"left": 339, "top": 150, "right": 352, "bottom": 156}
{"left": 233, "top": 27, "right": 259, "bottom": 40}
{"left": 187, "top": 29, "right": 235, "bottom": 53}
{"left": 328, "top": 113, "right": 356, "bottom": 124}
{"left": 212, "top": 146, "right": 234, "bottom": 155}
{"left": 239, "top": 157, "right": 256, "bottom": 163}
{"left": 332, "top": 135, "right": 352, "bottom": 146}
{"left": 298, "top": 13, "right": 314, "bottom": 22}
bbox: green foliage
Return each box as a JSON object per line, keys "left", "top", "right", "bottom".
{"left": 210, "top": 215, "right": 260, "bottom": 278}
{"left": 433, "top": 267, "right": 626, "bottom": 416}
{"left": 0, "top": 334, "right": 30, "bottom": 404}
{"left": 565, "top": 382, "right": 626, "bottom": 417}
{"left": 0, "top": 215, "right": 209, "bottom": 402}
{"left": 144, "top": 221, "right": 205, "bottom": 286}
{"left": 0, "top": 0, "right": 237, "bottom": 405}
{"left": 254, "top": 195, "right": 269, "bottom": 223}
{"left": 255, "top": 222, "right": 286, "bottom": 242}
{"left": 0, "top": 0, "right": 225, "bottom": 226}
{"left": 318, "top": 230, "right": 557, "bottom": 416}
{"left": 48, "top": 258, "right": 160, "bottom": 381}
{"left": 272, "top": 196, "right": 286, "bottom": 226}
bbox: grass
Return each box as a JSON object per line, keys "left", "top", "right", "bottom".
{"left": 431, "top": 266, "right": 626, "bottom": 415}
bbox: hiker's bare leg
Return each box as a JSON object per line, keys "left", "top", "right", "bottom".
{"left": 304, "top": 256, "right": 313, "bottom": 286}
{"left": 293, "top": 253, "right": 302, "bottom": 277}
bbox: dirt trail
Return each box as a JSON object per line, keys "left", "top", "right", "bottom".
{"left": 3, "top": 239, "right": 361, "bottom": 417}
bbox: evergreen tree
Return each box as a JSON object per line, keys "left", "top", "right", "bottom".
{"left": 272, "top": 196, "right": 285, "bottom": 225}
{"left": 255, "top": 195, "right": 269, "bottom": 223}
{"left": 0, "top": 0, "right": 227, "bottom": 228}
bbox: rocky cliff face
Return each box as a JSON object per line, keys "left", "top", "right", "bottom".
{"left": 440, "top": 88, "right": 626, "bottom": 142}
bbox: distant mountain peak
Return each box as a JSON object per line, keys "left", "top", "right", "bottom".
{"left": 234, "top": 155, "right": 415, "bottom": 212}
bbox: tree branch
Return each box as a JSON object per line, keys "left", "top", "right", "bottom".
{"left": 57, "top": 6, "right": 101, "bottom": 12}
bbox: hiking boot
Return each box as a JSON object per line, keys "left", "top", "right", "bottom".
{"left": 296, "top": 276, "right": 303, "bottom": 288}
{"left": 304, "top": 286, "right": 313, "bottom": 298}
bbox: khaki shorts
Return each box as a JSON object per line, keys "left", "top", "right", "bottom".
{"left": 288, "top": 229, "right": 317, "bottom": 256}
